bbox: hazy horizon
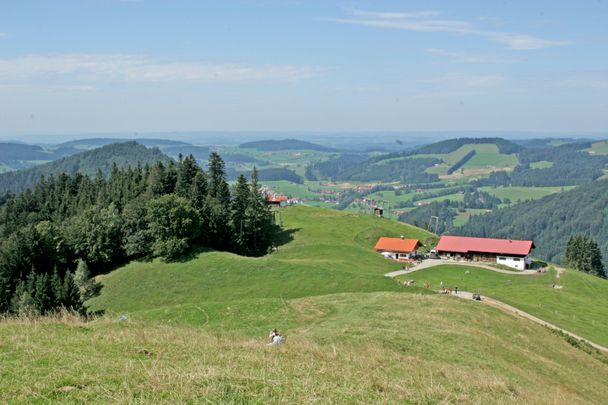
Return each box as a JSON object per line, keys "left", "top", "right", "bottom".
{"left": 1, "top": 130, "right": 606, "bottom": 146}
{"left": 1, "top": 1, "right": 607, "bottom": 136}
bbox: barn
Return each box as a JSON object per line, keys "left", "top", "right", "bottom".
{"left": 434, "top": 236, "right": 535, "bottom": 270}
{"left": 374, "top": 237, "right": 421, "bottom": 261}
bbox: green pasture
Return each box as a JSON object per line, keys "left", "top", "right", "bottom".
{"left": 479, "top": 186, "right": 575, "bottom": 202}
{"left": 398, "top": 265, "right": 608, "bottom": 347}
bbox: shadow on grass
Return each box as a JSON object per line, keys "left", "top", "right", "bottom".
{"left": 272, "top": 227, "right": 300, "bottom": 249}
{"left": 172, "top": 246, "right": 215, "bottom": 263}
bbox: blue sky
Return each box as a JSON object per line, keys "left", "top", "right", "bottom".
{"left": 0, "top": 0, "right": 607, "bottom": 137}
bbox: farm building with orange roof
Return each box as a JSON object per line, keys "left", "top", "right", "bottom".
{"left": 374, "top": 237, "right": 421, "bottom": 261}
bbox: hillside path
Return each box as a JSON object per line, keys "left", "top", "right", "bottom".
{"left": 384, "top": 260, "right": 605, "bottom": 353}
{"left": 451, "top": 290, "right": 608, "bottom": 353}
{"left": 384, "top": 259, "right": 538, "bottom": 278}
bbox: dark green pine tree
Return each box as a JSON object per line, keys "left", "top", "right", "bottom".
{"left": 50, "top": 269, "right": 64, "bottom": 307}
{"left": 95, "top": 169, "right": 108, "bottom": 207}
{"left": 248, "top": 167, "right": 274, "bottom": 255}
{"left": 190, "top": 171, "right": 208, "bottom": 212}
{"left": 32, "top": 272, "right": 52, "bottom": 314}
{"left": 163, "top": 159, "right": 178, "bottom": 195}
{"left": 61, "top": 271, "right": 83, "bottom": 311}
{"left": 147, "top": 161, "right": 167, "bottom": 196}
{"left": 231, "top": 174, "right": 251, "bottom": 253}
{"left": 565, "top": 235, "right": 606, "bottom": 278}
{"left": 176, "top": 154, "right": 200, "bottom": 198}
{"left": 207, "top": 152, "right": 231, "bottom": 206}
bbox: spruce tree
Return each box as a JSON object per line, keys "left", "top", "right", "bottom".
{"left": 73, "top": 259, "right": 90, "bottom": 290}
{"left": 191, "top": 171, "right": 208, "bottom": 212}
{"left": 208, "top": 152, "right": 231, "bottom": 206}
{"left": 176, "top": 155, "right": 199, "bottom": 198}
{"left": 231, "top": 174, "right": 250, "bottom": 253}
{"left": 565, "top": 234, "right": 606, "bottom": 278}
{"left": 32, "top": 273, "right": 52, "bottom": 314}
{"left": 62, "top": 272, "right": 82, "bottom": 311}
{"left": 248, "top": 167, "right": 274, "bottom": 255}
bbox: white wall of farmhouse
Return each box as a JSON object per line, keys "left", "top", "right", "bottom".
{"left": 496, "top": 255, "right": 531, "bottom": 270}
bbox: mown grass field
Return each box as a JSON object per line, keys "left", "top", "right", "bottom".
{"left": 4, "top": 206, "right": 608, "bottom": 403}
{"left": 587, "top": 140, "right": 608, "bottom": 155}
{"left": 453, "top": 208, "right": 488, "bottom": 226}
{"left": 529, "top": 160, "right": 553, "bottom": 169}
{"left": 479, "top": 186, "right": 575, "bottom": 202}
{"left": 87, "top": 206, "right": 434, "bottom": 332}
{"left": 397, "top": 265, "right": 608, "bottom": 346}
{"left": 258, "top": 180, "right": 323, "bottom": 199}
{"left": 424, "top": 144, "right": 519, "bottom": 177}
{"left": 4, "top": 291, "right": 608, "bottom": 404}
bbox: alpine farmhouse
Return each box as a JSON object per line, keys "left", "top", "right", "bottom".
{"left": 434, "top": 236, "right": 535, "bottom": 270}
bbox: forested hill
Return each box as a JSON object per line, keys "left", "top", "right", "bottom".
{"left": 239, "top": 138, "right": 337, "bottom": 151}
{"left": 368, "top": 137, "right": 522, "bottom": 163}
{"left": 0, "top": 142, "right": 168, "bottom": 193}
{"left": 410, "top": 137, "right": 523, "bottom": 155}
{"left": 457, "top": 180, "right": 608, "bottom": 267}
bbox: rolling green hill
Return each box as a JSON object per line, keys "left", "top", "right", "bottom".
{"left": 3, "top": 206, "right": 608, "bottom": 403}
{"left": 398, "top": 265, "right": 608, "bottom": 347}
{"left": 0, "top": 142, "right": 79, "bottom": 172}
{"left": 239, "top": 138, "right": 337, "bottom": 152}
{"left": 87, "top": 206, "right": 434, "bottom": 324}
{"left": 0, "top": 142, "right": 169, "bottom": 193}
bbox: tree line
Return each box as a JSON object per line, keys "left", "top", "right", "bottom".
{"left": 0, "top": 152, "right": 277, "bottom": 315}
{"left": 457, "top": 179, "right": 608, "bottom": 270}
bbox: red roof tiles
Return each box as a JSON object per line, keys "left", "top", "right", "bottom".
{"left": 435, "top": 236, "right": 534, "bottom": 256}
{"left": 266, "top": 195, "right": 288, "bottom": 203}
{"left": 374, "top": 237, "right": 420, "bottom": 253}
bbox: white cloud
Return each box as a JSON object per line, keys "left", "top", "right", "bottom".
{"left": 349, "top": 10, "right": 441, "bottom": 19}
{"left": 324, "top": 10, "right": 570, "bottom": 50}
{"left": 486, "top": 32, "right": 570, "bottom": 50}
{"left": 426, "top": 48, "right": 519, "bottom": 64}
{"left": 559, "top": 75, "right": 608, "bottom": 89}
{"left": 0, "top": 54, "right": 325, "bottom": 83}
{"left": 415, "top": 73, "right": 505, "bottom": 89}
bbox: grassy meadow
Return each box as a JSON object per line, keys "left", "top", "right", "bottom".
{"left": 587, "top": 140, "right": 608, "bottom": 155}
{"left": 479, "top": 186, "right": 576, "bottom": 203}
{"left": 4, "top": 292, "right": 608, "bottom": 404}
{"left": 3, "top": 206, "right": 608, "bottom": 403}
{"left": 397, "top": 265, "right": 608, "bottom": 347}
{"left": 87, "top": 206, "right": 434, "bottom": 332}
{"left": 424, "top": 144, "right": 518, "bottom": 178}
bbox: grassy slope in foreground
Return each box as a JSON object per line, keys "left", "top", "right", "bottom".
{"left": 87, "top": 206, "right": 434, "bottom": 332}
{"left": 4, "top": 292, "right": 608, "bottom": 403}
{"left": 398, "top": 265, "right": 608, "bottom": 347}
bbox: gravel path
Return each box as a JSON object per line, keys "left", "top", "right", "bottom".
{"left": 384, "top": 259, "right": 538, "bottom": 278}
{"left": 384, "top": 260, "right": 605, "bottom": 353}
{"left": 451, "top": 290, "right": 608, "bottom": 353}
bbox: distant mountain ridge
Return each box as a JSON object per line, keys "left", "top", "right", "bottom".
{"left": 239, "top": 139, "right": 338, "bottom": 152}
{"left": 0, "top": 142, "right": 79, "bottom": 172}
{"left": 0, "top": 141, "right": 169, "bottom": 193}
{"left": 57, "top": 138, "right": 190, "bottom": 149}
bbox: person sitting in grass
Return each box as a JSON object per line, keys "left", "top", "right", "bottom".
{"left": 267, "top": 328, "right": 284, "bottom": 346}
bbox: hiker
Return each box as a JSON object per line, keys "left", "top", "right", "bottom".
{"left": 268, "top": 328, "right": 279, "bottom": 343}
{"left": 454, "top": 286, "right": 458, "bottom": 294}
{"left": 267, "top": 329, "right": 285, "bottom": 346}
